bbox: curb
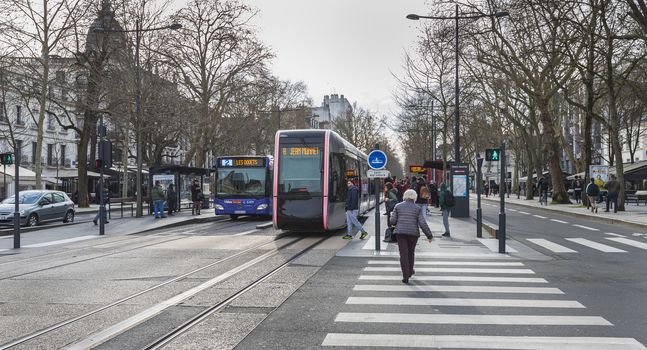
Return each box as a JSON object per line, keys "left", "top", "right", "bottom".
{"left": 132, "top": 215, "right": 227, "bottom": 234}
{"left": 471, "top": 216, "right": 498, "bottom": 238}
{"left": 479, "top": 196, "right": 647, "bottom": 230}
{"left": 0, "top": 219, "right": 89, "bottom": 236}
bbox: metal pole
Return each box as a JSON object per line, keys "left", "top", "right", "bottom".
{"left": 135, "top": 20, "right": 143, "bottom": 217}
{"left": 477, "top": 156, "right": 483, "bottom": 238}
{"left": 498, "top": 142, "right": 506, "bottom": 253}
{"left": 374, "top": 143, "right": 381, "bottom": 252}
{"left": 3, "top": 164, "right": 6, "bottom": 201}
{"left": 13, "top": 149, "right": 20, "bottom": 248}
{"left": 431, "top": 101, "right": 436, "bottom": 183}
{"left": 99, "top": 114, "right": 106, "bottom": 236}
{"left": 454, "top": 3, "right": 460, "bottom": 164}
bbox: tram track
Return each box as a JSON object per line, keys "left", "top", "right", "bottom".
{"left": 140, "top": 235, "right": 327, "bottom": 350}
{"left": 0, "top": 231, "right": 300, "bottom": 350}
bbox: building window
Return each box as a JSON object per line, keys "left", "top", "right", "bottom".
{"left": 47, "top": 113, "right": 55, "bottom": 130}
{"left": 32, "top": 142, "right": 37, "bottom": 164}
{"left": 61, "top": 88, "right": 68, "bottom": 101}
{"left": 60, "top": 145, "right": 66, "bottom": 166}
{"left": 48, "top": 85, "right": 55, "bottom": 99}
{"left": 47, "top": 144, "right": 54, "bottom": 166}
{"left": 16, "top": 106, "right": 23, "bottom": 125}
{"left": 56, "top": 71, "right": 65, "bottom": 84}
{"left": 0, "top": 102, "right": 4, "bottom": 121}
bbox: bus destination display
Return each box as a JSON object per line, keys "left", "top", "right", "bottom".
{"left": 282, "top": 147, "right": 319, "bottom": 157}
{"left": 220, "top": 158, "right": 266, "bottom": 167}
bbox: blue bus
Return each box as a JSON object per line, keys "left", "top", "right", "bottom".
{"left": 214, "top": 155, "right": 273, "bottom": 219}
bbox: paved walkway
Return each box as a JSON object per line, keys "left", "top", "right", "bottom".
{"left": 474, "top": 194, "right": 647, "bottom": 228}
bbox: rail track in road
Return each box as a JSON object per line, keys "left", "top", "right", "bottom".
{"left": 0, "top": 227, "right": 304, "bottom": 350}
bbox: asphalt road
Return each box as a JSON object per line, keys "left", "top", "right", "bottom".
{"left": 475, "top": 198, "right": 647, "bottom": 346}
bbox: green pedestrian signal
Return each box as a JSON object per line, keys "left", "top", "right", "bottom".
{"left": 0, "top": 153, "right": 13, "bottom": 165}
{"left": 485, "top": 148, "right": 500, "bottom": 161}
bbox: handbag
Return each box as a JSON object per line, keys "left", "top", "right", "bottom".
{"left": 386, "top": 200, "right": 396, "bottom": 212}
{"left": 384, "top": 227, "right": 397, "bottom": 243}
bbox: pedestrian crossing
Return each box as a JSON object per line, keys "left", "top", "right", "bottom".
{"left": 523, "top": 235, "right": 647, "bottom": 254}
{"left": 321, "top": 255, "right": 646, "bottom": 349}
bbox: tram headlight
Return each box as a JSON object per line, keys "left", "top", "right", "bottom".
{"left": 215, "top": 204, "right": 224, "bottom": 211}
{"left": 256, "top": 204, "right": 268, "bottom": 211}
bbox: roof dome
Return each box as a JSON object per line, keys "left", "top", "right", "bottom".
{"left": 86, "top": 0, "right": 128, "bottom": 56}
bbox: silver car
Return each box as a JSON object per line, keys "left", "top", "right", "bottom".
{"left": 0, "top": 190, "right": 75, "bottom": 227}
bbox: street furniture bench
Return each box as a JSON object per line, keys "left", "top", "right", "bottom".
{"left": 627, "top": 191, "right": 647, "bottom": 205}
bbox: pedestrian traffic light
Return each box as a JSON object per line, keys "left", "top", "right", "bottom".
{"left": 0, "top": 153, "right": 13, "bottom": 165}
{"left": 95, "top": 159, "right": 102, "bottom": 169}
{"left": 485, "top": 148, "right": 500, "bottom": 161}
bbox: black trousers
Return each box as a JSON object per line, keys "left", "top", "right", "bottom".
{"left": 396, "top": 235, "right": 419, "bottom": 279}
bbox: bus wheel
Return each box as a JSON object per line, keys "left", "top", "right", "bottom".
{"left": 230, "top": 215, "right": 239, "bottom": 220}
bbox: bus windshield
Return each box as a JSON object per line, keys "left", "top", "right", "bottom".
{"left": 217, "top": 168, "right": 267, "bottom": 198}
{"left": 278, "top": 146, "right": 322, "bottom": 194}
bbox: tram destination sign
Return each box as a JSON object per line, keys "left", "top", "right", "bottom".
{"left": 367, "top": 169, "right": 391, "bottom": 179}
{"left": 219, "top": 157, "right": 266, "bottom": 167}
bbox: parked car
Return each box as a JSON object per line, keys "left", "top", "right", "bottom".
{"left": 0, "top": 190, "right": 75, "bottom": 227}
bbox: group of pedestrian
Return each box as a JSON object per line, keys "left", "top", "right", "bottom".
{"left": 151, "top": 181, "right": 179, "bottom": 219}
{"left": 584, "top": 174, "right": 620, "bottom": 213}
{"left": 341, "top": 175, "right": 455, "bottom": 284}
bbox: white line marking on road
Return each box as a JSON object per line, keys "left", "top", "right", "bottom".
{"left": 604, "top": 232, "right": 625, "bottom": 237}
{"left": 508, "top": 209, "right": 518, "bottom": 212}
{"left": 353, "top": 284, "right": 562, "bottom": 294}
{"left": 527, "top": 239, "right": 577, "bottom": 253}
{"left": 533, "top": 215, "right": 548, "bottom": 219}
{"left": 572, "top": 224, "right": 600, "bottom": 231}
{"left": 233, "top": 229, "right": 259, "bottom": 236}
{"left": 478, "top": 239, "right": 518, "bottom": 253}
{"left": 550, "top": 219, "right": 569, "bottom": 224}
{"left": 364, "top": 267, "right": 535, "bottom": 274}
{"left": 346, "top": 297, "right": 585, "bottom": 308}
{"left": 334, "top": 313, "right": 609, "bottom": 325}
{"left": 358, "top": 275, "right": 548, "bottom": 283}
{"left": 366, "top": 260, "right": 524, "bottom": 267}
{"left": 518, "top": 211, "right": 531, "bottom": 215}
{"left": 65, "top": 242, "right": 282, "bottom": 350}
{"left": 23, "top": 235, "right": 98, "bottom": 248}
{"left": 373, "top": 252, "right": 516, "bottom": 259}
{"left": 0, "top": 249, "right": 8, "bottom": 252}
{"left": 606, "top": 237, "right": 647, "bottom": 250}
{"left": 321, "top": 334, "right": 647, "bottom": 349}
{"left": 565, "top": 238, "right": 626, "bottom": 253}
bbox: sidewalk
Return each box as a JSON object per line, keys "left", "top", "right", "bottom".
{"left": 338, "top": 205, "right": 514, "bottom": 259}
{"left": 474, "top": 193, "right": 647, "bottom": 229}
{"left": 0, "top": 209, "right": 222, "bottom": 250}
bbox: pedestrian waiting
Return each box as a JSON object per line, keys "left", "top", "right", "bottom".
{"left": 604, "top": 174, "right": 620, "bottom": 213}
{"left": 586, "top": 177, "right": 599, "bottom": 213}
{"left": 389, "top": 189, "right": 433, "bottom": 284}
{"left": 439, "top": 183, "right": 453, "bottom": 237}
{"left": 151, "top": 181, "right": 166, "bottom": 219}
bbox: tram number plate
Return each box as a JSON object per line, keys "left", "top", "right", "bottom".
{"left": 234, "top": 210, "right": 246, "bottom": 214}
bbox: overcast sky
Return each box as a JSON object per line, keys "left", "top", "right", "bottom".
{"left": 244, "top": 0, "right": 430, "bottom": 116}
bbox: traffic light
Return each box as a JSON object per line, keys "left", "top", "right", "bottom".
{"left": 485, "top": 148, "right": 500, "bottom": 161}
{"left": 95, "top": 159, "right": 102, "bottom": 169}
{"left": 0, "top": 153, "right": 13, "bottom": 165}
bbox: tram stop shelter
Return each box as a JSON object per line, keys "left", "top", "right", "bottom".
{"left": 148, "top": 165, "right": 211, "bottom": 211}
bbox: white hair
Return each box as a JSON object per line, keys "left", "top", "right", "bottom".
{"left": 403, "top": 189, "right": 417, "bottom": 202}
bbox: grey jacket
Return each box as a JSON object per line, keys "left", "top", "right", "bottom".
{"left": 389, "top": 200, "right": 433, "bottom": 239}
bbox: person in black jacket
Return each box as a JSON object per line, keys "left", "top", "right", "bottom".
{"left": 342, "top": 180, "right": 368, "bottom": 240}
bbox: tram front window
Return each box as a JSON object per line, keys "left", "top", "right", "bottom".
{"left": 217, "top": 168, "right": 267, "bottom": 198}
{"left": 278, "top": 146, "right": 322, "bottom": 195}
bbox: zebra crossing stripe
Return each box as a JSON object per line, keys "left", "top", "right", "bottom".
{"left": 373, "top": 252, "right": 517, "bottom": 259}
{"left": 363, "top": 267, "right": 535, "bottom": 274}
{"left": 478, "top": 239, "right": 518, "bottom": 253}
{"left": 605, "top": 232, "right": 625, "bottom": 237}
{"left": 346, "top": 297, "right": 585, "bottom": 308}
{"left": 573, "top": 224, "right": 600, "bottom": 231}
{"left": 334, "top": 313, "right": 610, "bottom": 325}
{"left": 527, "top": 239, "right": 577, "bottom": 253}
{"left": 321, "top": 334, "right": 647, "bottom": 349}
{"left": 566, "top": 238, "right": 627, "bottom": 253}
{"left": 366, "top": 260, "right": 524, "bottom": 267}
{"left": 606, "top": 237, "right": 647, "bottom": 250}
{"left": 358, "top": 275, "right": 548, "bottom": 283}
{"left": 353, "top": 285, "right": 563, "bottom": 294}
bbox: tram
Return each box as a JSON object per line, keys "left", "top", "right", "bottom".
{"left": 214, "top": 155, "right": 273, "bottom": 219}
{"left": 273, "top": 129, "right": 375, "bottom": 231}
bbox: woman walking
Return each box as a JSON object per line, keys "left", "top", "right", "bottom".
{"left": 390, "top": 189, "right": 434, "bottom": 284}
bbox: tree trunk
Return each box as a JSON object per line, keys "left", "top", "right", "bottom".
{"left": 122, "top": 130, "right": 128, "bottom": 198}
{"left": 34, "top": 55, "right": 50, "bottom": 189}
{"left": 608, "top": 99, "right": 626, "bottom": 211}
{"left": 538, "top": 98, "right": 570, "bottom": 203}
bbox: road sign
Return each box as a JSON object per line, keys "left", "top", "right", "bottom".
{"left": 367, "top": 169, "right": 390, "bottom": 178}
{"left": 485, "top": 148, "right": 500, "bottom": 161}
{"left": 367, "top": 150, "right": 388, "bottom": 170}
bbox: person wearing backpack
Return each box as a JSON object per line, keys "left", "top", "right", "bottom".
{"left": 415, "top": 177, "right": 430, "bottom": 219}
{"left": 439, "top": 183, "right": 454, "bottom": 237}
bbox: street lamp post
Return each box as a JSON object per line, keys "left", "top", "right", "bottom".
{"left": 94, "top": 21, "right": 181, "bottom": 217}
{"left": 406, "top": 8, "right": 509, "bottom": 163}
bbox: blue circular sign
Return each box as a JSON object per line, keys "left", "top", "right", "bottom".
{"left": 368, "top": 150, "right": 388, "bottom": 170}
